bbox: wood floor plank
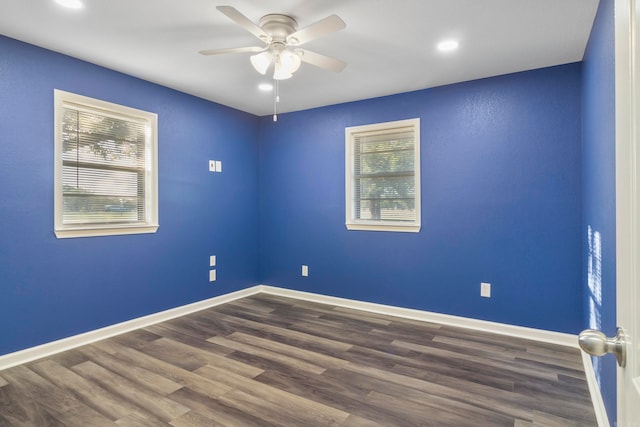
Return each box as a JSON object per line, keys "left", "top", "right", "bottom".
{"left": 114, "top": 410, "right": 167, "bottom": 427}
{"left": 519, "top": 345, "right": 585, "bottom": 370}
{"left": 1, "top": 365, "right": 114, "bottom": 427}
{"left": 107, "top": 346, "right": 232, "bottom": 400}
{"left": 339, "top": 414, "right": 387, "bottom": 427}
{"left": 366, "top": 389, "right": 513, "bottom": 427}
{"left": 225, "top": 298, "right": 277, "bottom": 315}
{"left": 531, "top": 410, "right": 587, "bottom": 426}
{"left": 278, "top": 301, "right": 393, "bottom": 328}
{"left": 212, "top": 305, "right": 293, "bottom": 329}
{"left": 76, "top": 344, "right": 183, "bottom": 395}
{"left": 0, "top": 294, "right": 597, "bottom": 426}
{"left": 146, "top": 317, "right": 216, "bottom": 342}
{"left": 340, "top": 363, "right": 535, "bottom": 420}
{"left": 390, "top": 359, "right": 516, "bottom": 393}
{"left": 391, "top": 338, "right": 560, "bottom": 381}
{"left": 217, "top": 388, "right": 309, "bottom": 426}
{"left": 207, "top": 335, "right": 327, "bottom": 375}
{"left": 226, "top": 331, "right": 351, "bottom": 370}
{"left": 514, "top": 354, "right": 587, "bottom": 380}
{"left": 45, "top": 349, "right": 89, "bottom": 369}
{"left": 334, "top": 306, "right": 444, "bottom": 329}
{"left": 110, "top": 329, "right": 162, "bottom": 350}
{"left": 253, "top": 366, "right": 441, "bottom": 426}
{"left": 169, "top": 387, "right": 269, "bottom": 427}
{"left": 193, "top": 309, "right": 354, "bottom": 354}
{"left": 375, "top": 381, "right": 517, "bottom": 426}
{"left": 71, "top": 361, "right": 189, "bottom": 423}
{"left": 321, "top": 366, "right": 523, "bottom": 425}
{"left": 0, "top": 382, "right": 67, "bottom": 427}
{"left": 142, "top": 323, "right": 232, "bottom": 356}
{"left": 342, "top": 340, "right": 518, "bottom": 392}
{"left": 29, "top": 359, "right": 139, "bottom": 421}
{"left": 168, "top": 410, "right": 226, "bottom": 427}
{"left": 142, "top": 337, "right": 264, "bottom": 378}
{"left": 195, "top": 363, "right": 350, "bottom": 425}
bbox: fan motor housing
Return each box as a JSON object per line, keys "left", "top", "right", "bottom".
{"left": 259, "top": 14, "right": 298, "bottom": 41}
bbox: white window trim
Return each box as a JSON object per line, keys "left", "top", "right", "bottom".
{"left": 345, "top": 118, "right": 421, "bottom": 233}
{"left": 54, "top": 89, "right": 159, "bottom": 238}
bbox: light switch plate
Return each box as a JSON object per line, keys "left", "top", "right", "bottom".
{"left": 209, "top": 269, "right": 216, "bottom": 282}
{"left": 215, "top": 161, "right": 222, "bottom": 172}
{"left": 481, "top": 282, "right": 491, "bottom": 298}
{"left": 209, "top": 160, "right": 216, "bottom": 172}
{"left": 210, "top": 255, "right": 216, "bottom": 267}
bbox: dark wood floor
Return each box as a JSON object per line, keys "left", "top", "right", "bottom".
{"left": 0, "top": 294, "right": 597, "bottom": 426}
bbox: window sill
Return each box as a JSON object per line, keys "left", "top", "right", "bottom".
{"left": 346, "top": 222, "right": 421, "bottom": 233}
{"left": 55, "top": 224, "right": 159, "bottom": 239}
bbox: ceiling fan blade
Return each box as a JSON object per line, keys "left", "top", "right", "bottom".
{"left": 296, "top": 49, "right": 346, "bottom": 72}
{"left": 287, "top": 15, "right": 345, "bottom": 46}
{"left": 199, "top": 46, "right": 265, "bottom": 56}
{"left": 216, "top": 5, "right": 271, "bottom": 42}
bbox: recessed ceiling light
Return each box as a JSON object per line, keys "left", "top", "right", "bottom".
{"left": 54, "top": 0, "right": 83, "bottom": 9}
{"left": 437, "top": 40, "right": 459, "bottom": 52}
{"left": 258, "top": 83, "right": 273, "bottom": 92}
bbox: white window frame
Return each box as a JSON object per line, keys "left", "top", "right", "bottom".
{"left": 345, "top": 118, "right": 421, "bottom": 232}
{"left": 54, "top": 89, "right": 158, "bottom": 238}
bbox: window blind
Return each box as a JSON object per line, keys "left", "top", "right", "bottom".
{"left": 61, "top": 105, "right": 148, "bottom": 226}
{"left": 352, "top": 127, "right": 416, "bottom": 222}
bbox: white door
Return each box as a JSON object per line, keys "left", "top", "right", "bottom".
{"left": 616, "top": 0, "right": 640, "bottom": 424}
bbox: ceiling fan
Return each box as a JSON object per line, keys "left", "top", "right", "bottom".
{"left": 199, "top": 6, "right": 347, "bottom": 80}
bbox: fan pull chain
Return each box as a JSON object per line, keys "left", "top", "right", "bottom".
{"left": 273, "top": 79, "right": 279, "bottom": 122}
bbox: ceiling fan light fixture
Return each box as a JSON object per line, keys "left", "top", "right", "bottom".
{"left": 280, "top": 50, "right": 301, "bottom": 74}
{"left": 272, "top": 50, "right": 301, "bottom": 80}
{"left": 250, "top": 51, "right": 272, "bottom": 75}
{"left": 273, "top": 61, "right": 293, "bottom": 80}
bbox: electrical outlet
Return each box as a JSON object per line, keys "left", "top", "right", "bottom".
{"left": 301, "top": 265, "right": 309, "bottom": 277}
{"left": 215, "top": 161, "right": 222, "bottom": 172}
{"left": 481, "top": 282, "right": 491, "bottom": 298}
{"left": 210, "top": 255, "right": 216, "bottom": 267}
{"left": 209, "top": 269, "right": 216, "bottom": 282}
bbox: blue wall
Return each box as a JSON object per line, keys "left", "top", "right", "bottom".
{"left": 582, "top": 0, "right": 617, "bottom": 423}
{"left": 259, "top": 64, "right": 584, "bottom": 334}
{"left": 0, "top": 36, "right": 260, "bottom": 355}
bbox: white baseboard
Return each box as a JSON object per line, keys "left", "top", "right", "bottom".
{"left": 0, "top": 286, "right": 263, "bottom": 371}
{"left": 581, "top": 352, "right": 611, "bottom": 427}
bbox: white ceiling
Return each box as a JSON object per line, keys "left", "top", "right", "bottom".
{"left": 0, "top": 0, "right": 599, "bottom": 116}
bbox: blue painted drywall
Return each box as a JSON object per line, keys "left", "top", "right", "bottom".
{"left": 259, "top": 64, "right": 583, "bottom": 334}
{"left": 0, "top": 35, "right": 260, "bottom": 355}
{"left": 582, "top": 0, "right": 617, "bottom": 422}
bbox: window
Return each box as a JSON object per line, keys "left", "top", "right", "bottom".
{"left": 345, "top": 118, "right": 420, "bottom": 232}
{"left": 54, "top": 90, "right": 158, "bottom": 238}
